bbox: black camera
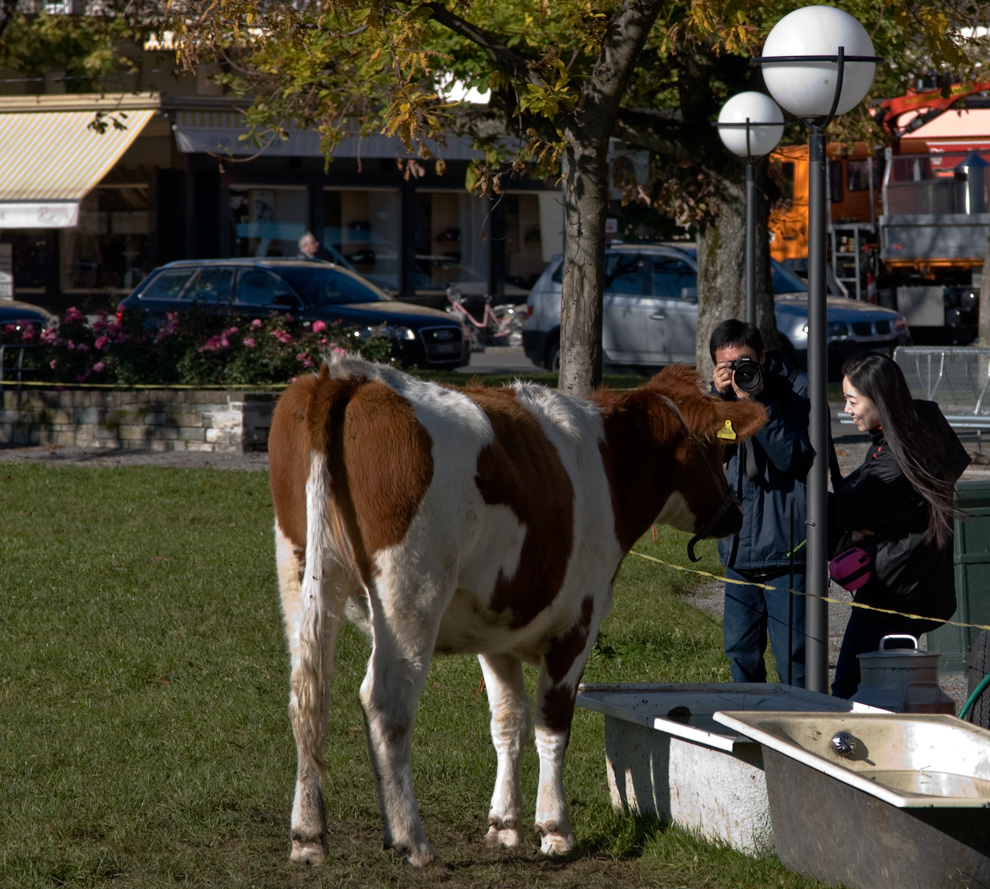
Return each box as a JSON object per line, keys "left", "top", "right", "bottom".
{"left": 729, "top": 358, "right": 763, "bottom": 393}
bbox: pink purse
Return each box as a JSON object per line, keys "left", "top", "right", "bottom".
{"left": 829, "top": 546, "right": 872, "bottom": 591}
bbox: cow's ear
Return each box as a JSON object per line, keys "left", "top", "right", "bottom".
{"left": 715, "top": 401, "right": 767, "bottom": 443}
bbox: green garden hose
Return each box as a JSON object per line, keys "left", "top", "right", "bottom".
{"left": 959, "top": 671, "right": 990, "bottom": 720}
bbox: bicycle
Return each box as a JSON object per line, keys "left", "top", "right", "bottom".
{"left": 445, "top": 286, "right": 526, "bottom": 351}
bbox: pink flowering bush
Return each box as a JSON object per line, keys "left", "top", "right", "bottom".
{"left": 0, "top": 307, "right": 392, "bottom": 386}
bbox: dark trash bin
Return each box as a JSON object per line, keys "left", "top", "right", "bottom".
{"left": 929, "top": 481, "right": 990, "bottom": 674}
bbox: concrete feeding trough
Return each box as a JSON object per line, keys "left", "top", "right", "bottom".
{"left": 713, "top": 710, "right": 990, "bottom": 889}
{"left": 576, "top": 683, "right": 875, "bottom": 855}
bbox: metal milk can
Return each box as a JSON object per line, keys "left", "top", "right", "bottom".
{"left": 850, "top": 634, "right": 956, "bottom": 714}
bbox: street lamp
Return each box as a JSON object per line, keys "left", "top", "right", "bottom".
{"left": 755, "top": 5, "right": 880, "bottom": 693}
{"left": 717, "top": 92, "right": 785, "bottom": 324}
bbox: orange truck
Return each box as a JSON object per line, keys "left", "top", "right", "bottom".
{"left": 769, "top": 82, "right": 990, "bottom": 344}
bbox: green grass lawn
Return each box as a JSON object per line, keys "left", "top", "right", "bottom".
{"left": 0, "top": 464, "right": 825, "bottom": 889}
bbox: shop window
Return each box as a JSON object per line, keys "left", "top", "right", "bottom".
{"left": 503, "top": 193, "right": 555, "bottom": 297}
{"left": 323, "top": 188, "right": 402, "bottom": 291}
{"left": 60, "top": 184, "right": 151, "bottom": 294}
{"left": 414, "top": 190, "right": 490, "bottom": 299}
{"left": 230, "top": 186, "right": 309, "bottom": 258}
{"left": 3, "top": 231, "right": 53, "bottom": 295}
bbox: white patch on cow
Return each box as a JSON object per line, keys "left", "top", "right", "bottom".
{"left": 654, "top": 489, "right": 695, "bottom": 531}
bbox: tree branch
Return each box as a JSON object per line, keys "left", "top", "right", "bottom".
{"left": 420, "top": 1, "right": 545, "bottom": 88}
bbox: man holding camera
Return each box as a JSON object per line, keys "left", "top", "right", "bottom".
{"left": 710, "top": 319, "right": 812, "bottom": 687}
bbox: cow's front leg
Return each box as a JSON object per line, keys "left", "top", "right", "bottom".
{"left": 533, "top": 597, "right": 602, "bottom": 856}
{"left": 360, "top": 601, "right": 441, "bottom": 867}
{"left": 479, "top": 653, "right": 530, "bottom": 848}
{"left": 533, "top": 685, "right": 577, "bottom": 856}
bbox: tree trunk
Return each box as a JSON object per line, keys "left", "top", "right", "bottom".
{"left": 557, "top": 139, "right": 609, "bottom": 398}
{"left": 695, "top": 160, "right": 777, "bottom": 382}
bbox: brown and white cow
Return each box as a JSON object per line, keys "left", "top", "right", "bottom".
{"left": 268, "top": 354, "right": 765, "bottom": 867}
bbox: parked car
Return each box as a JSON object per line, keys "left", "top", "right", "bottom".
{"left": 116, "top": 258, "right": 470, "bottom": 369}
{"left": 523, "top": 244, "right": 911, "bottom": 374}
{"left": 0, "top": 298, "right": 54, "bottom": 336}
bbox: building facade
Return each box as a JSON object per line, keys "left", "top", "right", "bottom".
{"left": 0, "top": 34, "right": 563, "bottom": 315}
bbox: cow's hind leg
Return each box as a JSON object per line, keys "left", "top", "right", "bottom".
{"left": 478, "top": 653, "right": 529, "bottom": 848}
{"left": 360, "top": 582, "right": 443, "bottom": 867}
{"left": 276, "top": 524, "right": 347, "bottom": 865}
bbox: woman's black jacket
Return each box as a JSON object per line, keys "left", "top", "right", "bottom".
{"left": 835, "top": 400, "right": 970, "bottom": 623}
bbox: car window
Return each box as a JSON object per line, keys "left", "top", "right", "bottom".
{"left": 184, "top": 268, "right": 235, "bottom": 304}
{"left": 279, "top": 266, "right": 387, "bottom": 306}
{"left": 138, "top": 268, "right": 196, "bottom": 300}
{"left": 652, "top": 257, "right": 697, "bottom": 298}
{"left": 604, "top": 254, "right": 645, "bottom": 294}
{"left": 235, "top": 269, "right": 297, "bottom": 307}
{"left": 548, "top": 254, "right": 645, "bottom": 293}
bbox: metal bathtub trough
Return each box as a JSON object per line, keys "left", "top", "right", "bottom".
{"left": 575, "top": 683, "right": 876, "bottom": 855}
{"left": 713, "top": 710, "right": 990, "bottom": 889}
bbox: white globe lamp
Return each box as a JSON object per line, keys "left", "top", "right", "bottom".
{"left": 761, "top": 5, "right": 877, "bottom": 120}
{"left": 717, "top": 92, "right": 784, "bottom": 159}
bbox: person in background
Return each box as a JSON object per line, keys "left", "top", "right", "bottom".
{"left": 831, "top": 352, "right": 970, "bottom": 698}
{"left": 710, "top": 320, "right": 812, "bottom": 687}
{"left": 296, "top": 232, "right": 329, "bottom": 261}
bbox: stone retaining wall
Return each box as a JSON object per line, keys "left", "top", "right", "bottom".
{"left": 0, "top": 386, "right": 279, "bottom": 453}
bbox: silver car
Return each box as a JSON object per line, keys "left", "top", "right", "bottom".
{"left": 522, "top": 243, "right": 911, "bottom": 373}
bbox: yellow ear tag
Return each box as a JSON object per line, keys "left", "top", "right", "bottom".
{"left": 717, "top": 420, "right": 737, "bottom": 441}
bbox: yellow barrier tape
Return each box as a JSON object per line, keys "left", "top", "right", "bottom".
{"left": 630, "top": 546, "right": 990, "bottom": 634}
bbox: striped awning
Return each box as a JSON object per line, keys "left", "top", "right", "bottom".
{"left": 0, "top": 108, "right": 155, "bottom": 228}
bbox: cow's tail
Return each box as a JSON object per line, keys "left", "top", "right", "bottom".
{"left": 295, "top": 372, "right": 361, "bottom": 774}
{"left": 295, "top": 447, "right": 331, "bottom": 772}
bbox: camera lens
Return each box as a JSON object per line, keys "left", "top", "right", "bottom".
{"left": 733, "top": 361, "right": 762, "bottom": 392}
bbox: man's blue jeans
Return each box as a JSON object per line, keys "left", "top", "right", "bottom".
{"left": 723, "top": 567, "right": 806, "bottom": 687}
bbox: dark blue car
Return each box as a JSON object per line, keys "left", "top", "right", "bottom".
{"left": 116, "top": 258, "right": 469, "bottom": 369}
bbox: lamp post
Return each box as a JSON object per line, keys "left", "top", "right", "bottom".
{"left": 755, "top": 5, "right": 879, "bottom": 693}
{"left": 717, "top": 92, "right": 785, "bottom": 325}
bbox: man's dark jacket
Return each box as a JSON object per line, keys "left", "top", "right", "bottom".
{"left": 715, "top": 352, "right": 812, "bottom": 573}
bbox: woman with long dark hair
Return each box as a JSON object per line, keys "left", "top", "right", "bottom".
{"left": 831, "top": 352, "right": 970, "bottom": 699}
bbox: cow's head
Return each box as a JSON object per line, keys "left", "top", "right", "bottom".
{"left": 652, "top": 366, "right": 765, "bottom": 547}
{"left": 595, "top": 364, "right": 766, "bottom": 553}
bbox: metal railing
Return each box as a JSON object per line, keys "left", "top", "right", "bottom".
{"left": 893, "top": 345, "right": 990, "bottom": 450}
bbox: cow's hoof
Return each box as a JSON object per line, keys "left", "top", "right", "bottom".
{"left": 536, "top": 823, "right": 576, "bottom": 857}
{"left": 290, "top": 836, "right": 327, "bottom": 865}
{"left": 485, "top": 819, "right": 522, "bottom": 848}
{"left": 394, "top": 842, "right": 443, "bottom": 868}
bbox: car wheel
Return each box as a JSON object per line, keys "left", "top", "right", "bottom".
{"left": 968, "top": 630, "right": 990, "bottom": 729}
{"left": 546, "top": 337, "right": 561, "bottom": 372}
